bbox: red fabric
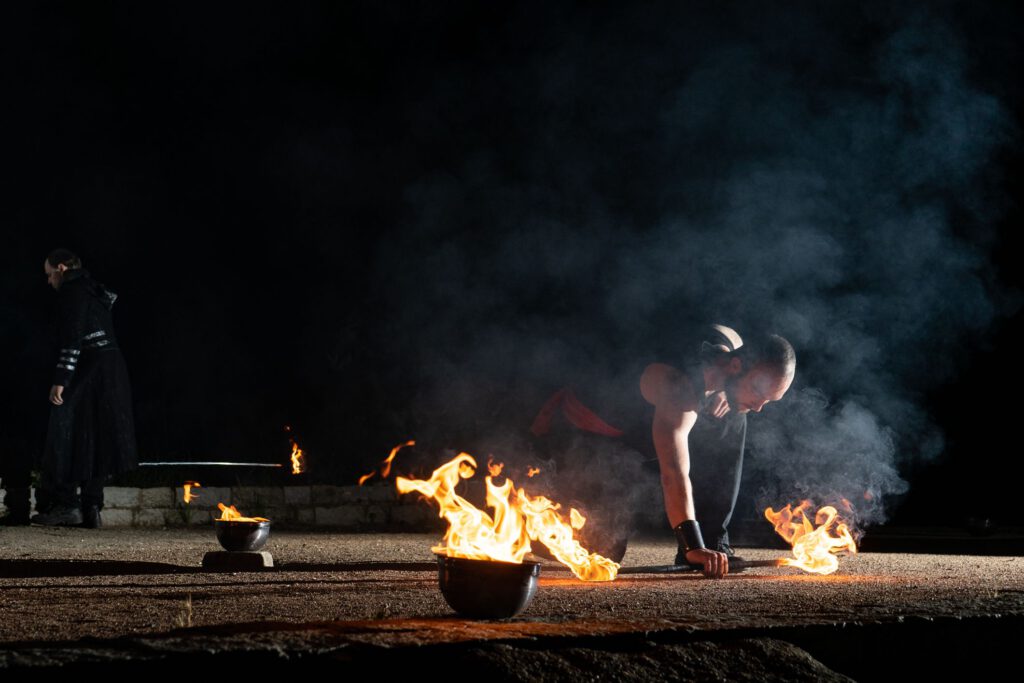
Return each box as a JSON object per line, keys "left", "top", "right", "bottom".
{"left": 530, "top": 387, "right": 624, "bottom": 438}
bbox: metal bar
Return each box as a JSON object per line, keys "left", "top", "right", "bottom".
{"left": 617, "top": 557, "right": 786, "bottom": 574}
{"left": 139, "top": 462, "right": 285, "bottom": 467}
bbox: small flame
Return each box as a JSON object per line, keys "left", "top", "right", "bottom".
{"left": 764, "top": 501, "right": 857, "bottom": 575}
{"left": 359, "top": 439, "right": 415, "bottom": 485}
{"left": 527, "top": 466, "right": 540, "bottom": 478}
{"left": 569, "top": 508, "right": 586, "bottom": 530}
{"left": 487, "top": 456, "right": 504, "bottom": 478}
{"left": 217, "top": 503, "right": 269, "bottom": 523}
{"left": 381, "top": 440, "right": 415, "bottom": 478}
{"left": 396, "top": 452, "right": 619, "bottom": 581}
{"left": 289, "top": 438, "right": 305, "bottom": 475}
{"left": 183, "top": 481, "right": 201, "bottom": 504}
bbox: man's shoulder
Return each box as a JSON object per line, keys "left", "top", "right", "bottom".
{"left": 640, "top": 363, "right": 700, "bottom": 412}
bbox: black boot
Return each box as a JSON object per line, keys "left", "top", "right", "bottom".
{"left": 81, "top": 505, "right": 102, "bottom": 529}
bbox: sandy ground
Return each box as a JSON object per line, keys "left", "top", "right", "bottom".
{"left": 1, "top": 527, "right": 1021, "bottom": 646}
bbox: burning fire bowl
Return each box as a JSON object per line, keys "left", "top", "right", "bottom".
{"left": 214, "top": 520, "right": 271, "bottom": 552}
{"left": 434, "top": 553, "right": 541, "bottom": 619}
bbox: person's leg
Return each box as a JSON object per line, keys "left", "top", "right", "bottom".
{"left": 30, "top": 472, "right": 82, "bottom": 526}
{"left": 79, "top": 476, "right": 106, "bottom": 528}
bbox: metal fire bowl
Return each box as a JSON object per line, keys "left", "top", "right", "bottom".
{"left": 214, "top": 520, "right": 271, "bottom": 552}
{"left": 434, "top": 552, "right": 542, "bottom": 619}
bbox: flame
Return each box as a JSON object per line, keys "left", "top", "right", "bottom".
{"left": 217, "top": 503, "right": 269, "bottom": 523}
{"left": 487, "top": 456, "right": 504, "bottom": 478}
{"left": 396, "top": 452, "right": 619, "bottom": 581}
{"left": 182, "top": 481, "right": 201, "bottom": 504}
{"left": 359, "top": 439, "right": 416, "bottom": 485}
{"left": 381, "top": 440, "right": 415, "bottom": 478}
{"left": 764, "top": 501, "right": 857, "bottom": 575}
{"left": 569, "top": 508, "right": 586, "bottom": 530}
{"left": 289, "top": 439, "right": 305, "bottom": 475}
{"left": 527, "top": 466, "right": 540, "bottom": 478}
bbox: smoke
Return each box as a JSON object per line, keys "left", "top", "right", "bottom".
{"left": 364, "top": 3, "right": 1013, "bottom": 530}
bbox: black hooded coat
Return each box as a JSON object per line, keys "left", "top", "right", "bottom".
{"left": 43, "top": 269, "right": 137, "bottom": 482}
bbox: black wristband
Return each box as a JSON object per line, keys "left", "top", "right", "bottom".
{"left": 674, "top": 520, "right": 706, "bottom": 552}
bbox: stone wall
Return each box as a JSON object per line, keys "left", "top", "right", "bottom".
{"left": 0, "top": 484, "right": 442, "bottom": 530}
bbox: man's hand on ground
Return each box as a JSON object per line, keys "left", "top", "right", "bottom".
{"left": 49, "top": 385, "right": 64, "bottom": 406}
{"left": 686, "top": 548, "right": 729, "bottom": 579}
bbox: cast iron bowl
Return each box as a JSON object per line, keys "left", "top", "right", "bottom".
{"left": 434, "top": 552, "right": 541, "bottom": 619}
{"left": 214, "top": 519, "right": 271, "bottom": 552}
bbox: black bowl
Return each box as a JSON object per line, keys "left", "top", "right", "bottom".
{"left": 434, "top": 552, "right": 541, "bottom": 619}
{"left": 214, "top": 519, "right": 271, "bottom": 552}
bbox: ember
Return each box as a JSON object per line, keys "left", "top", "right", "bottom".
{"left": 764, "top": 501, "right": 857, "bottom": 575}
{"left": 526, "top": 466, "right": 540, "bottom": 478}
{"left": 182, "top": 481, "right": 201, "bottom": 504}
{"left": 217, "top": 503, "right": 269, "bottom": 523}
{"left": 396, "top": 452, "right": 619, "bottom": 582}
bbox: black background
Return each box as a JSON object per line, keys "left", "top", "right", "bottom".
{"left": 3, "top": 1, "right": 1021, "bottom": 528}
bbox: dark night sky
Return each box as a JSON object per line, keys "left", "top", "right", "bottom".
{"left": 2, "top": 1, "right": 1022, "bottom": 527}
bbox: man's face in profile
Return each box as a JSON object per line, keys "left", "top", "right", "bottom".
{"left": 43, "top": 260, "right": 65, "bottom": 290}
{"left": 725, "top": 363, "right": 793, "bottom": 413}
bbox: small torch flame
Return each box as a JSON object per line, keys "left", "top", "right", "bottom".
{"left": 289, "top": 439, "right": 304, "bottom": 475}
{"left": 764, "top": 501, "right": 857, "bottom": 575}
{"left": 217, "top": 503, "right": 269, "bottom": 523}
{"left": 183, "top": 481, "right": 201, "bottom": 504}
{"left": 396, "top": 452, "right": 619, "bottom": 581}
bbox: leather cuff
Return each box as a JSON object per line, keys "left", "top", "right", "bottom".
{"left": 674, "top": 520, "right": 706, "bottom": 552}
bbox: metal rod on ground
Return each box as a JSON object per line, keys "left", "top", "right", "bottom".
{"left": 617, "top": 558, "right": 786, "bottom": 574}
{"left": 139, "top": 462, "right": 284, "bottom": 467}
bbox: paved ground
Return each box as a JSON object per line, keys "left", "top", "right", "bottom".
{"left": 1, "top": 528, "right": 1021, "bottom": 678}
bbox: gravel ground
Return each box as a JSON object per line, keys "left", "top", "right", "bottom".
{"left": 1, "top": 527, "right": 1021, "bottom": 649}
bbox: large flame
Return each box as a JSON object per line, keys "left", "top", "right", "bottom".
{"left": 396, "top": 453, "right": 619, "bottom": 581}
{"left": 217, "top": 503, "right": 269, "bottom": 523}
{"left": 764, "top": 501, "right": 857, "bottom": 574}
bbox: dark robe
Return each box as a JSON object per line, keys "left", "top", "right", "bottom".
{"left": 43, "top": 269, "right": 137, "bottom": 484}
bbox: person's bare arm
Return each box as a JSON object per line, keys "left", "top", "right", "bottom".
{"left": 642, "top": 363, "right": 729, "bottom": 579}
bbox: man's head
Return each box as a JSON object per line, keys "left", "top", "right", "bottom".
{"left": 723, "top": 334, "right": 796, "bottom": 413}
{"left": 44, "top": 249, "right": 81, "bottom": 290}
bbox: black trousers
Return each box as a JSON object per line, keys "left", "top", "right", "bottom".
{"left": 687, "top": 411, "right": 747, "bottom": 548}
{"left": 45, "top": 472, "right": 106, "bottom": 510}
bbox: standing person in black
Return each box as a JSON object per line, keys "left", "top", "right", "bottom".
{"left": 31, "top": 249, "right": 137, "bottom": 528}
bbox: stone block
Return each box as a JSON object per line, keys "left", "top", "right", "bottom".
{"left": 101, "top": 508, "right": 134, "bottom": 527}
{"left": 202, "top": 551, "right": 273, "bottom": 571}
{"left": 315, "top": 505, "right": 366, "bottom": 527}
{"left": 391, "top": 505, "right": 436, "bottom": 527}
{"left": 283, "top": 486, "right": 312, "bottom": 506}
{"left": 294, "top": 507, "right": 315, "bottom": 525}
{"left": 365, "top": 484, "right": 397, "bottom": 503}
{"left": 311, "top": 485, "right": 343, "bottom": 505}
{"left": 365, "top": 504, "right": 389, "bottom": 525}
{"left": 193, "top": 487, "right": 231, "bottom": 510}
{"left": 232, "top": 486, "right": 285, "bottom": 507}
{"left": 135, "top": 509, "right": 167, "bottom": 527}
{"left": 104, "top": 487, "right": 140, "bottom": 508}
{"left": 140, "top": 487, "right": 174, "bottom": 507}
